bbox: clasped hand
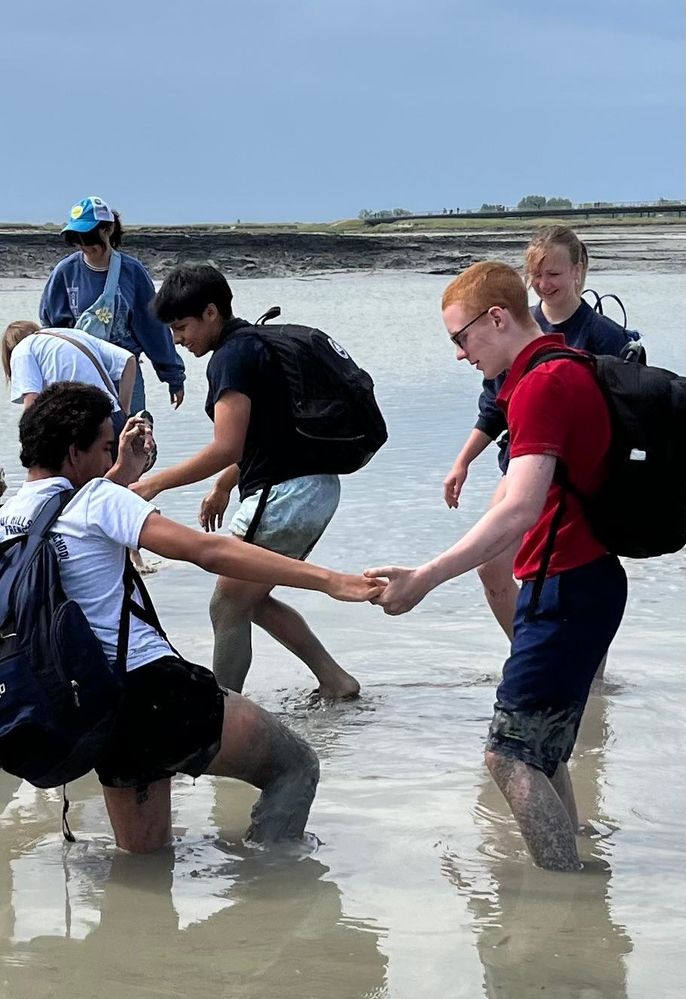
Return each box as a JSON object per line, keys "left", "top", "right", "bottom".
{"left": 363, "top": 565, "right": 429, "bottom": 615}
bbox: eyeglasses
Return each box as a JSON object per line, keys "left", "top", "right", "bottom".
{"left": 449, "top": 308, "right": 490, "bottom": 351}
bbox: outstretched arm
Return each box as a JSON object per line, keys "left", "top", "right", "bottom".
{"left": 139, "top": 513, "right": 384, "bottom": 602}
{"left": 131, "top": 391, "right": 248, "bottom": 500}
{"left": 368, "top": 453, "right": 555, "bottom": 614}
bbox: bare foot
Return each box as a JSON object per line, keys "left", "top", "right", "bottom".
{"left": 314, "top": 671, "right": 361, "bottom": 701}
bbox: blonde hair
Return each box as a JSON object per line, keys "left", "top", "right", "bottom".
{"left": 525, "top": 225, "right": 589, "bottom": 289}
{"left": 442, "top": 261, "right": 530, "bottom": 324}
{"left": 2, "top": 320, "right": 40, "bottom": 381}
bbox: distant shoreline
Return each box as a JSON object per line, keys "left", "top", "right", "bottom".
{"left": 1, "top": 220, "right": 684, "bottom": 281}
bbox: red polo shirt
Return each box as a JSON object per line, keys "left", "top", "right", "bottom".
{"left": 497, "top": 334, "right": 611, "bottom": 580}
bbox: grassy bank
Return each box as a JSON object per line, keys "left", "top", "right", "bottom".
{"left": 2, "top": 214, "right": 684, "bottom": 238}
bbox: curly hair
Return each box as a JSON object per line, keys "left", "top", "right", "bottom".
{"left": 19, "top": 382, "right": 113, "bottom": 472}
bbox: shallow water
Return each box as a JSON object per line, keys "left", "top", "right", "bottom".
{"left": 0, "top": 271, "right": 685, "bottom": 999}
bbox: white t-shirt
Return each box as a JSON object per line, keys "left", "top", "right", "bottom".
{"left": 0, "top": 476, "right": 172, "bottom": 671}
{"left": 10, "top": 330, "right": 132, "bottom": 411}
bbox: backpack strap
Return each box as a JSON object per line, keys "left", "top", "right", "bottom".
{"left": 27, "top": 488, "right": 76, "bottom": 538}
{"left": 120, "top": 559, "right": 181, "bottom": 659}
{"left": 40, "top": 331, "right": 123, "bottom": 406}
{"left": 243, "top": 483, "right": 273, "bottom": 544}
{"left": 522, "top": 351, "right": 593, "bottom": 617}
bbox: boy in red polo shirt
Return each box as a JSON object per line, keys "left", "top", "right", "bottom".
{"left": 366, "top": 261, "right": 627, "bottom": 871}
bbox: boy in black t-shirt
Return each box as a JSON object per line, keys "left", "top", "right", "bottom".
{"left": 132, "top": 264, "right": 360, "bottom": 700}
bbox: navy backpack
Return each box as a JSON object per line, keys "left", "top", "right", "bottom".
{"left": 0, "top": 489, "right": 155, "bottom": 794}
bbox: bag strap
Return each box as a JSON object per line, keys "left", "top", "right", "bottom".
{"left": 27, "top": 488, "right": 77, "bottom": 537}
{"left": 103, "top": 250, "right": 122, "bottom": 300}
{"left": 122, "top": 558, "right": 181, "bottom": 658}
{"left": 243, "top": 483, "right": 273, "bottom": 544}
{"left": 41, "top": 331, "right": 122, "bottom": 405}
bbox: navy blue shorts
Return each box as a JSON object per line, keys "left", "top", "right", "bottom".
{"left": 486, "top": 555, "right": 627, "bottom": 776}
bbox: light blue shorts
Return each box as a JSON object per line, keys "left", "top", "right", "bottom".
{"left": 229, "top": 474, "right": 341, "bottom": 559}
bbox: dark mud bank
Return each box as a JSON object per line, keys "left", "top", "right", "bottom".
{"left": 1, "top": 225, "right": 684, "bottom": 281}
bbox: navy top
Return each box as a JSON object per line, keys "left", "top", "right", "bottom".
{"left": 205, "top": 319, "right": 313, "bottom": 499}
{"left": 475, "top": 299, "right": 641, "bottom": 456}
{"left": 39, "top": 251, "right": 185, "bottom": 393}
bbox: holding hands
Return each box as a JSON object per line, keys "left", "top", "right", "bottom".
{"left": 363, "top": 564, "right": 431, "bottom": 615}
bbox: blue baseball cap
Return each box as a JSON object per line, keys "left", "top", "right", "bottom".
{"left": 61, "top": 196, "right": 115, "bottom": 234}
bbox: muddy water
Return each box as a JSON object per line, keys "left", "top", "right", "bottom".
{"left": 0, "top": 270, "right": 684, "bottom": 999}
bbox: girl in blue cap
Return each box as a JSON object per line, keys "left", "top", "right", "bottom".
{"left": 39, "top": 196, "right": 186, "bottom": 414}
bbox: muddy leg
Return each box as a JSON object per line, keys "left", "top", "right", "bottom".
{"left": 550, "top": 761, "right": 579, "bottom": 832}
{"left": 485, "top": 750, "right": 581, "bottom": 871}
{"left": 210, "top": 576, "right": 267, "bottom": 692}
{"left": 206, "top": 691, "right": 319, "bottom": 842}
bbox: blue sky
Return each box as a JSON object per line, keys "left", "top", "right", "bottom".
{"left": 2, "top": 0, "right": 684, "bottom": 223}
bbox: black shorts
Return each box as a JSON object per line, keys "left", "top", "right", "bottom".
{"left": 486, "top": 702, "right": 584, "bottom": 778}
{"left": 96, "top": 656, "right": 225, "bottom": 790}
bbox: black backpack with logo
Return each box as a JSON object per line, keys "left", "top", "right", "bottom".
{"left": 0, "top": 488, "right": 162, "bottom": 795}
{"left": 526, "top": 347, "right": 686, "bottom": 565}
{"left": 239, "top": 309, "right": 388, "bottom": 476}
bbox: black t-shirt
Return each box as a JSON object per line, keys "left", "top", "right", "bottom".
{"left": 205, "top": 318, "right": 311, "bottom": 499}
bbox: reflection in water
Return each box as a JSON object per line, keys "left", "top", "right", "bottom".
{"left": 442, "top": 695, "right": 632, "bottom": 999}
{"left": 0, "top": 778, "right": 388, "bottom": 999}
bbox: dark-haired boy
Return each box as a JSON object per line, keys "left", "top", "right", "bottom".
{"left": 132, "top": 264, "right": 360, "bottom": 699}
{"left": 1, "top": 382, "right": 381, "bottom": 850}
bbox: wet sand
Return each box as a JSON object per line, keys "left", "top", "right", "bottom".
{"left": 1, "top": 221, "right": 685, "bottom": 279}
{"left": 1, "top": 268, "right": 685, "bottom": 998}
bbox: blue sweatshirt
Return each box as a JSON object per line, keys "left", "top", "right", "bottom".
{"left": 39, "top": 251, "right": 185, "bottom": 393}
{"left": 475, "top": 299, "right": 641, "bottom": 445}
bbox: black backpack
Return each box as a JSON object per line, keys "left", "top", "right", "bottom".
{"left": 0, "top": 488, "right": 162, "bottom": 795}
{"left": 524, "top": 348, "right": 686, "bottom": 588}
{"left": 238, "top": 309, "right": 388, "bottom": 476}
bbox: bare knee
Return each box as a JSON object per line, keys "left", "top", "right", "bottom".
{"left": 102, "top": 779, "right": 172, "bottom": 854}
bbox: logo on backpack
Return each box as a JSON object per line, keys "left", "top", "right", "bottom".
{"left": 326, "top": 337, "right": 350, "bottom": 360}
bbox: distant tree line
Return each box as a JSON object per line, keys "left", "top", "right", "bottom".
{"left": 480, "top": 195, "right": 572, "bottom": 211}
{"left": 358, "top": 193, "right": 678, "bottom": 220}
{"left": 358, "top": 208, "right": 412, "bottom": 219}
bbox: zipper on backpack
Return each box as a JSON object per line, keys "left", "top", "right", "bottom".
{"left": 295, "top": 428, "right": 365, "bottom": 442}
{"left": 71, "top": 680, "right": 81, "bottom": 708}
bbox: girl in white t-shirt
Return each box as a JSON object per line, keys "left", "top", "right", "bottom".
{"left": 2, "top": 320, "right": 136, "bottom": 414}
